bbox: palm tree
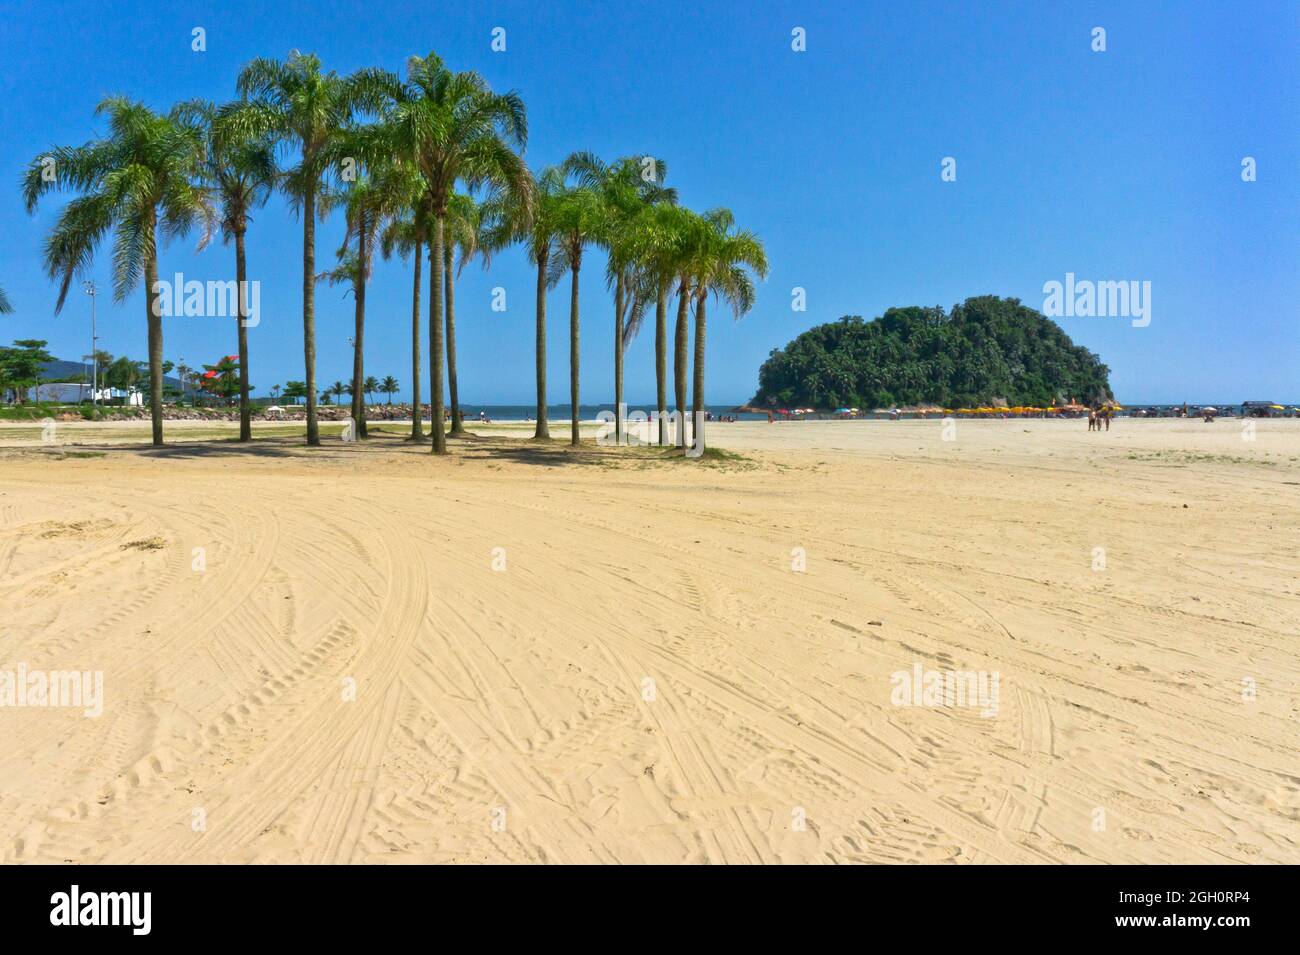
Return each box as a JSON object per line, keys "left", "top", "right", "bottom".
{"left": 480, "top": 165, "right": 562, "bottom": 441}
{"left": 329, "top": 380, "right": 346, "bottom": 405}
{"left": 443, "top": 192, "right": 481, "bottom": 436}
{"left": 671, "top": 218, "right": 704, "bottom": 448}
{"left": 625, "top": 204, "right": 695, "bottom": 445}
{"left": 364, "top": 375, "right": 379, "bottom": 403}
{"left": 378, "top": 168, "right": 429, "bottom": 440}
{"left": 201, "top": 355, "right": 242, "bottom": 405}
{"left": 381, "top": 375, "right": 399, "bottom": 404}
{"left": 225, "top": 52, "right": 396, "bottom": 446}
{"left": 379, "top": 52, "right": 529, "bottom": 455}
{"left": 22, "top": 97, "right": 212, "bottom": 445}
{"left": 0, "top": 288, "right": 12, "bottom": 313}
{"left": 104, "top": 355, "right": 144, "bottom": 400}
{"left": 687, "top": 210, "right": 767, "bottom": 452}
{"left": 315, "top": 246, "right": 365, "bottom": 420}
{"left": 550, "top": 169, "right": 609, "bottom": 447}
{"left": 182, "top": 100, "right": 276, "bottom": 442}
{"left": 564, "top": 153, "right": 675, "bottom": 446}
{"left": 176, "top": 361, "right": 193, "bottom": 401}
{"left": 318, "top": 135, "right": 394, "bottom": 440}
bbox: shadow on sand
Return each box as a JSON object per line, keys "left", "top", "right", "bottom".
{"left": 27, "top": 428, "right": 679, "bottom": 469}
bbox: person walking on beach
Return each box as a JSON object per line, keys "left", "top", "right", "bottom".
{"left": 1087, "top": 408, "right": 1097, "bottom": 432}
{"left": 1103, "top": 406, "right": 1111, "bottom": 431}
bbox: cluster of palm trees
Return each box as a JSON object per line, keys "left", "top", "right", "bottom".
{"left": 20, "top": 50, "right": 767, "bottom": 454}
{"left": 313, "top": 374, "right": 399, "bottom": 406}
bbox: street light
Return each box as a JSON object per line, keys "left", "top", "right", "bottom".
{"left": 82, "top": 280, "right": 98, "bottom": 409}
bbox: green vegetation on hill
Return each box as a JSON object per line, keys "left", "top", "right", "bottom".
{"left": 753, "top": 295, "right": 1113, "bottom": 409}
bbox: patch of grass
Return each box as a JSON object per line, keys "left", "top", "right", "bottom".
{"left": 0, "top": 402, "right": 65, "bottom": 421}
{"left": 38, "top": 519, "right": 115, "bottom": 539}
{"left": 120, "top": 537, "right": 166, "bottom": 551}
{"left": 629, "top": 445, "right": 758, "bottom": 470}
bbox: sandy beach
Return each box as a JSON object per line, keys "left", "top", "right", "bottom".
{"left": 0, "top": 417, "right": 1296, "bottom": 864}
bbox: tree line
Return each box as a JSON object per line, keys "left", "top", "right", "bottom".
{"left": 753, "top": 296, "right": 1113, "bottom": 410}
{"left": 18, "top": 50, "right": 767, "bottom": 451}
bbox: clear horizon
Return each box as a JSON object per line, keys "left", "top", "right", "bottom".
{"left": 3, "top": 0, "right": 1296, "bottom": 405}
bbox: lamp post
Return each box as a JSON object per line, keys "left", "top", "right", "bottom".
{"left": 82, "top": 280, "right": 98, "bottom": 408}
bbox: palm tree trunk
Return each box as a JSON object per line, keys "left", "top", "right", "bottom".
{"left": 445, "top": 244, "right": 464, "bottom": 435}
{"left": 303, "top": 186, "right": 320, "bottom": 446}
{"left": 569, "top": 259, "right": 581, "bottom": 447}
{"left": 235, "top": 227, "right": 251, "bottom": 441}
{"left": 673, "top": 280, "right": 689, "bottom": 448}
{"left": 613, "top": 274, "right": 624, "bottom": 446}
{"left": 533, "top": 251, "right": 550, "bottom": 440}
{"left": 352, "top": 214, "right": 368, "bottom": 439}
{"left": 692, "top": 292, "right": 707, "bottom": 453}
{"left": 144, "top": 222, "right": 164, "bottom": 447}
{"left": 410, "top": 238, "right": 423, "bottom": 439}
{"left": 655, "top": 283, "right": 667, "bottom": 446}
{"left": 429, "top": 211, "right": 447, "bottom": 454}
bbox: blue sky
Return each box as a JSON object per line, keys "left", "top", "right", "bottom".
{"left": 3, "top": 0, "right": 1297, "bottom": 403}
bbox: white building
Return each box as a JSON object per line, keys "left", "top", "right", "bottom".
{"left": 27, "top": 383, "right": 142, "bottom": 405}
{"left": 26, "top": 382, "right": 88, "bottom": 403}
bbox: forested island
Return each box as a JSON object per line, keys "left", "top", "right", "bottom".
{"left": 752, "top": 296, "right": 1113, "bottom": 409}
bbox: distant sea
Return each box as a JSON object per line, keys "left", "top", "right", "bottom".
{"left": 455, "top": 403, "right": 769, "bottom": 421}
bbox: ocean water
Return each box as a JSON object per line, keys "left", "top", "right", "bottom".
{"left": 451, "top": 404, "right": 770, "bottom": 421}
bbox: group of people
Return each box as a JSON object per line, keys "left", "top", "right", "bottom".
{"left": 1087, "top": 406, "right": 1113, "bottom": 432}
